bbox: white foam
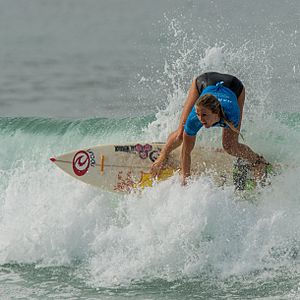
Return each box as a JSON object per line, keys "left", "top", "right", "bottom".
{"left": 84, "top": 160, "right": 300, "bottom": 287}
{"left": 0, "top": 153, "right": 118, "bottom": 266}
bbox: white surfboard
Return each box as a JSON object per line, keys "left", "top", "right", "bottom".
{"left": 50, "top": 143, "right": 235, "bottom": 193}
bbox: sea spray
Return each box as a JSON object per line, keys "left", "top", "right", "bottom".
{"left": 139, "top": 17, "right": 275, "bottom": 144}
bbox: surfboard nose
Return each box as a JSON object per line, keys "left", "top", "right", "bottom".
{"left": 50, "top": 157, "right": 56, "bottom": 162}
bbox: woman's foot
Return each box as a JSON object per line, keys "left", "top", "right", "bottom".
{"left": 252, "top": 156, "right": 271, "bottom": 182}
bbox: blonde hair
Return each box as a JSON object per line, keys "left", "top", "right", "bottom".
{"left": 195, "top": 94, "right": 244, "bottom": 140}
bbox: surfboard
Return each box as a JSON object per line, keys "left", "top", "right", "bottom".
{"left": 50, "top": 143, "right": 236, "bottom": 193}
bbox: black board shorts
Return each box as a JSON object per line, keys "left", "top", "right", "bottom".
{"left": 196, "top": 72, "right": 244, "bottom": 99}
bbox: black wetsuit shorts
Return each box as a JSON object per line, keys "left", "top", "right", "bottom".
{"left": 196, "top": 72, "right": 244, "bottom": 98}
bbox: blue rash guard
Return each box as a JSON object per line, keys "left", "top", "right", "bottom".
{"left": 184, "top": 81, "right": 240, "bottom": 136}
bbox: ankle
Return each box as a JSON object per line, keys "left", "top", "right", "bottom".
{"left": 252, "top": 155, "right": 268, "bottom": 167}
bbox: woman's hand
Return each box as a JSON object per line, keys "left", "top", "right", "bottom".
{"left": 150, "top": 153, "right": 166, "bottom": 177}
{"left": 150, "top": 127, "right": 184, "bottom": 177}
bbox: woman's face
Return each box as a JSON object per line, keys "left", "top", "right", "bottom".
{"left": 195, "top": 105, "right": 220, "bottom": 128}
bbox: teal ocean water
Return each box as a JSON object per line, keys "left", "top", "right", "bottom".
{"left": 1, "top": 0, "right": 300, "bottom": 299}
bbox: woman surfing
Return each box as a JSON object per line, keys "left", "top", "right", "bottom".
{"left": 151, "top": 72, "right": 269, "bottom": 185}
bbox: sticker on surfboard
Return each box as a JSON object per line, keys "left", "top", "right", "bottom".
{"left": 113, "top": 168, "right": 175, "bottom": 192}
{"left": 72, "top": 149, "right": 96, "bottom": 176}
{"left": 72, "top": 150, "right": 90, "bottom": 176}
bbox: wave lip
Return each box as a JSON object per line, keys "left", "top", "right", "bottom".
{"left": 0, "top": 116, "right": 154, "bottom": 137}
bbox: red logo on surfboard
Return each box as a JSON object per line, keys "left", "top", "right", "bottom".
{"left": 73, "top": 151, "right": 90, "bottom": 176}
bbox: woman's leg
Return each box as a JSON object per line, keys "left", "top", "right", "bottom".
{"left": 222, "top": 128, "right": 261, "bottom": 163}
{"left": 222, "top": 88, "right": 268, "bottom": 178}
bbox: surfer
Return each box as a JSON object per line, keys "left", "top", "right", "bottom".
{"left": 151, "top": 72, "right": 269, "bottom": 184}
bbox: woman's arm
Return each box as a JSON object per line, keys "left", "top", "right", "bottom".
{"left": 151, "top": 79, "right": 199, "bottom": 175}
{"left": 160, "top": 79, "right": 199, "bottom": 154}
{"left": 181, "top": 131, "right": 196, "bottom": 185}
{"left": 178, "top": 79, "right": 199, "bottom": 133}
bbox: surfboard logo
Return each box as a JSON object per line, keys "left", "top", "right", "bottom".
{"left": 135, "top": 144, "right": 152, "bottom": 159}
{"left": 149, "top": 150, "right": 160, "bottom": 162}
{"left": 73, "top": 150, "right": 90, "bottom": 176}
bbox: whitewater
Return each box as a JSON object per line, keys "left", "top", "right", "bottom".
{"left": 1, "top": 110, "right": 300, "bottom": 298}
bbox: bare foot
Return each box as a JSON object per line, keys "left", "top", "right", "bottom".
{"left": 252, "top": 156, "right": 270, "bottom": 182}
